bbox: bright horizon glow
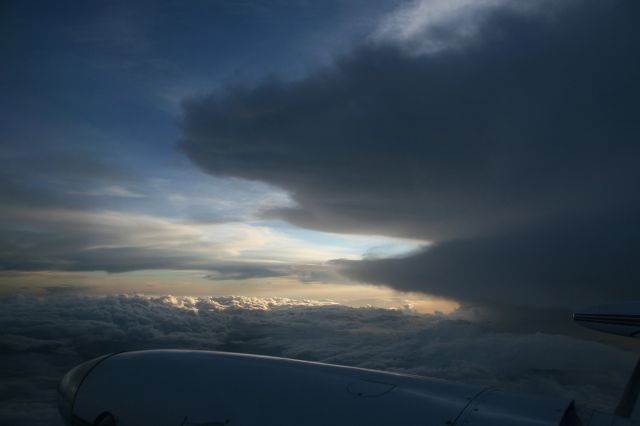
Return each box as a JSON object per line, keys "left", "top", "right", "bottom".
{"left": 0, "top": 269, "right": 457, "bottom": 314}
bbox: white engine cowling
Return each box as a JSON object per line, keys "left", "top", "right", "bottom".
{"left": 58, "top": 350, "right": 576, "bottom": 426}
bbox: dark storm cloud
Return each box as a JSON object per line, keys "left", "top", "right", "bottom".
{"left": 335, "top": 211, "right": 640, "bottom": 306}
{"left": 180, "top": 1, "right": 640, "bottom": 306}
{"left": 0, "top": 294, "right": 635, "bottom": 424}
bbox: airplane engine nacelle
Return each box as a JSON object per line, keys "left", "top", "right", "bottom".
{"left": 58, "top": 350, "right": 575, "bottom": 426}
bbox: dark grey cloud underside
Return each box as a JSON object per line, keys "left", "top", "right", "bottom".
{"left": 180, "top": 1, "right": 640, "bottom": 306}
{"left": 335, "top": 212, "right": 640, "bottom": 306}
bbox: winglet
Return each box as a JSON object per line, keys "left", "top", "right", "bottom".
{"left": 573, "top": 302, "right": 640, "bottom": 338}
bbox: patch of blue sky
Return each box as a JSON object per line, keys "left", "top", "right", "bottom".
{"left": 261, "top": 219, "right": 426, "bottom": 260}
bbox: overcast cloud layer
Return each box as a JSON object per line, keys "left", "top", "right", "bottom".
{"left": 0, "top": 294, "right": 636, "bottom": 425}
{"left": 180, "top": 0, "right": 640, "bottom": 307}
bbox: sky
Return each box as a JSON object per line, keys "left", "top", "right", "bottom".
{"left": 2, "top": 0, "right": 640, "bottom": 424}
